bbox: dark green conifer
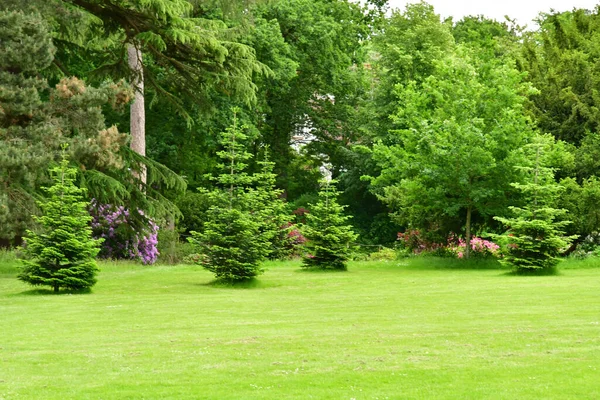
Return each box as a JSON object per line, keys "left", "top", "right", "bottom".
{"left": 18, "top": 151, "right": 101, "bottom": 292}
{"left": 190, "top": 111, "right": 269, "bottom": 281}
{"left": 302, "top": 180, "right": 358, "bottom": 270}
{"left": 254, "top": 147, "right": 293, "bottom": 260}
{"left": 495, "top": 136, "right": 577, "bottom": 273}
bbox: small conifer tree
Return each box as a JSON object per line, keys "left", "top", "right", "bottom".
{"left": 302, "top": 179, "right": 358, "bottom": 270}
{"left": 494, "top": 136, "right": 577, "bottom": 273}
{"left": 254, "top": 147, "right": 293, "bottom": 260}
{"left": 190, "top": 110, "right": 269, "bottom": 280}
{"left": 18, "top": 151, "right": 101, "bottom": 292}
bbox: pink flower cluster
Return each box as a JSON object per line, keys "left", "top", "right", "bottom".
{"left": 397, "top": 230, "right": 500, "bottom": 259}
{"left": 287, "top": 226, "right": 307, "bottom": 246}
{"left": 90, "top": 201, "right": 159, "bottom": 265}
{"left": 450, "top": 235, "right": 500, "bottom": 259}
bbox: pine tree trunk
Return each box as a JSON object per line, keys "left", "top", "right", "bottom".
{"left": 127, "top": 42, "right": 146, "bottom": 185}
{"left": 465, "top": 205, "right": 472, "bottom": 259}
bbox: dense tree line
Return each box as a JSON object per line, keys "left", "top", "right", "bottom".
{"left": 2, "top": 1, "right": 600, "bottom": 271}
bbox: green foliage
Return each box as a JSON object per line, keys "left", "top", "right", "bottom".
{"left": 494, "top": 136, "right": 578, "bottom": 273}
{"left": 0, "top": 10, "right": 185, "bottom": 241}
{"left": 370, "top": 45, "right": 536, "bottom": 254}
{"left": 189, "top": 112, "right": 269, "bottom": 280}
{"left": 254, "top": 147, "right": 293, "bottom": 260}
{"left": 368, "top": 2, "right": 454, "bottom": 140}
{"left": 0, "top": 10, "right": 56, "bottom": 241}
{"left": 156, "top": 228, "right": 197, "bottom": 265}
{"left": 175, "top": 191, "right": 211, "bottom": 236}
{"left": 366, "top": 247, "right": 397, "bottom": 261}
{"left": 302, "top": 180, "right": 358, "bottom": 270}
{"left": 520, "top": 9, "right": 600, "bottom": 147}
{"left": 18, "top": 153, "right": 101, "bottom": 293}
{"left": 251, "top": 0, "right": 372, "bottom": 196}
{"left": 558, "top": 176, "right": 600, "bottom": 241}
{"left": 31, "top": 0, "right": 268, "bottom": 118}
{"left": 452, "top": 15, "right": 521, "bottom": 58}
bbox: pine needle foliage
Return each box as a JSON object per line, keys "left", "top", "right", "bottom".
{"left": 494, "top": 136, "right": 577, "bottom": 273}
{"left": 254, "top": 147, "right": 293, "bottom": 260}
{"left": 302, "top": 179, "right": 358, "bottom": 271}
{"left": 0, "top": 10, "right": 185, "bottom": 241}
{"left": 189, "top": 110, "right": 269, "bottom": 281}
{"left": 30, "top": 0, "right": 269, "bottom": 119}
{"left": 18, "top": 151, "right": 101, "bottom": 293}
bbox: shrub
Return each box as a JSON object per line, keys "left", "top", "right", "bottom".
{"left": 566, "top": 233, "right": 600, "bottom": 259}
{"left": 367, "top": 247, "right": 398, "bottom": 261}
{"left": 396, "top": 230, "right": 445, "bottom": 255}
{"left": 156, "top": 228, "right": 198, "bottom": 265}
{"left": 281, "top": 222, "right": 306, "bottom": 257}
{"left": 255, "top": 148, "right": 294, "bottom": 260}
{"left": 18, "top": 155, "right": 101, "bottom": 293}
{"left": 448, "top": 235, "right": 500, "bottom": 259}
{"left": 175, "top": 191, "right": 211, "bottom": 235}
{"left": 90, "top": 202, "right": 159, "bottom": 265}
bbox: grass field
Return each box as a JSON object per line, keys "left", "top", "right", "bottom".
{"left": 1, "top": 256, "right": 600, "bottom": 399}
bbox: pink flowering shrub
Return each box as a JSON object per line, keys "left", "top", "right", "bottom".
{"left": 397, "top": 230, "right": 500, "bottom": 259}
{"left": 448, "top": 235, "right": 500, "bottom": 259}
{"left": 281, "top": 222, "right": 306, "bottom": 256}
{"left": 90, "top": 201, "right": 159, "bottom": 265}
{"left": 287, "top": 224, "right": 307, "bottom": 246}
{"left": 397, "top": 230, "right": 445, "bottom": 254}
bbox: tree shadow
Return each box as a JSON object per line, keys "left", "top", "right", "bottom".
{"left": 199, "top": 277, "right": 268, "bottom": 289}
{"left": 7, "top": 287, "right": 92, "bottom": 297}
{"left": 295, "top": 267, "right": 348, "bottom": 273}
{"left": 398, "top": 257, "right": 507, "bottom": 271}
{"left": 503, "top": 267, "right": 560, "bottom": 277}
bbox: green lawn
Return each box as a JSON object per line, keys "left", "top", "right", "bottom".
{"left": 1, "top": 258, "right": 600, "bottom": 399}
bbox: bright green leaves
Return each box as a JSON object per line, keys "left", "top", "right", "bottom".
{"left": 371, "top": 45, "right": 536, "bottom": 246}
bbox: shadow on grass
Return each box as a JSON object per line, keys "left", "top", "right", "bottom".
{"left": 295, "top": 267, "right": 348, "bottom": 273}
{"left": 503, "top": 267, "right": 560, "bottom": 276}
{"left": 399, "top": 256, "right": 507, "bottom": 271}
{"left": 201, "top": 277, "right": 271, "bottom": 289}
{"left": 8, "top": 287, "right": 92, "bottom": 297}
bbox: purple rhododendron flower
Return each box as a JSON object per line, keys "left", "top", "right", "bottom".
{"left": 90, "top": 200, "right": 159, "bottom": 264}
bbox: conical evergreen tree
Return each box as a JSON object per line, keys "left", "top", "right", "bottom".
{"left": 18, "top": 150, "right": 101, "bottom": 292}
{"left": 494, "top": 135, "right": 577, "bottom": 273}
{"left": 190, "top": 110, "right": 269, "bottom": 281}
{"left": 302, "top": 179, "right": 358, "bottom": 270}
{"left": 254, "top": 147, "right": 293, "bottom": 260}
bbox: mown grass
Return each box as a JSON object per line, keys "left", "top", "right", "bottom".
{"left": 1, "top": 257, "right": 600, "bottom": 399}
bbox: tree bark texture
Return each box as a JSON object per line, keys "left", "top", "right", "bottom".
{"left": 127, "top": 42, "right": 146, "bottom": 184}
{"left": 465, "top": 205, "right": 472, "bottom": 259}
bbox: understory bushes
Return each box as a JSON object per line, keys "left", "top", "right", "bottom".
{"left": 90, "top": 202, "right": 159, "bottom": 265}
{"left": 396, "top": 230, "right": 500, "bottom": 259}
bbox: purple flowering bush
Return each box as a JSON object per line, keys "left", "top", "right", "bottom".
{"left": 90, "top": 201, "right": 159, "bottom": 264}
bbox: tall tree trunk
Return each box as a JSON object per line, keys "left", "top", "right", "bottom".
{"left": 465, "top": 205, "right": 472, "bottom": 259}
{"left": 127, "top": 42, "right": 146, "bottom": 184}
